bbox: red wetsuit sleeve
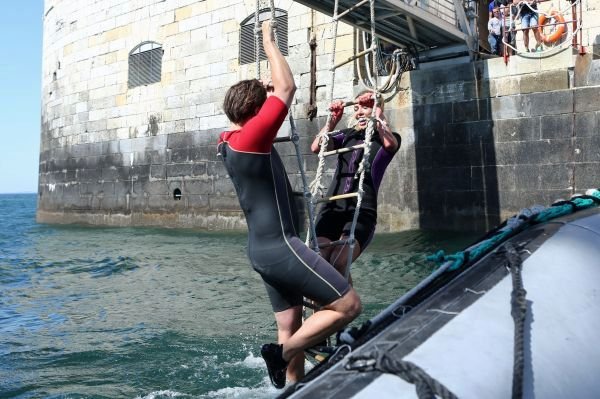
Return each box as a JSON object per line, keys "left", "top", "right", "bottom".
{"left": 232, "top": 96, "right": 289, "bottom": 153}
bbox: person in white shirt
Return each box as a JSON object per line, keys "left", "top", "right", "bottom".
{"left": 488, "top": 8, "right": 502, "bottom": 55}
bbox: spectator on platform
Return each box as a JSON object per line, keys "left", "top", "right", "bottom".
{"left": 499, "top": 3, "right": 517, "bottom": 55}
{"left": 488, "top": 8, "right": 502, "bottom": 55}
{"left": 514, "top": 0, "right": 542, "bottom": 52}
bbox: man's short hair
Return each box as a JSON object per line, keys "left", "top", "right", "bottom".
{"left": 223, "top": 79, "right": 267, "bottom": 125}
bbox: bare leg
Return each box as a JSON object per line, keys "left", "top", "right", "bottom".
{"left": 523, "top": 29, "right": 530, "bottom": 51}
{"left": 280, "top": 288, "right": 362, "bottom": 362}
{"left": 274, "top": 306, "right": 304, "bottom": 382}
{"left": 533, "top": 28, "right": 542, "bottom": 49}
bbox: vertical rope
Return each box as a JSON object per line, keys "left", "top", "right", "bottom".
{"left": 370, "top": 0, "right": 378, "bottom": 91}
{"left": 342, "top": 0, "right": 377, "bottom": 280}
{"left": 255, "top": 0, "right": 261, "bottom": 79}
{"left": 269, "top": 0, "right": 278, "bottom": 44}
{"left": 328, "top": 0, "right": 340, "bottom": 107}
{"left": 308, "top": 0, "right": 339, "bottom": 247}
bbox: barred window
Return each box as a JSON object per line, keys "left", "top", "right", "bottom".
{"left": 128, "top": 41, "right": 163, "bottom": 89}
{"left": 240, "top": 9, "right": 288, "bottom": 65}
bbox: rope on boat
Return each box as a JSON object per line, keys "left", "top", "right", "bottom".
{"left": 287, "top": 187, "right": 600, "bottom": 398}
{"left": 427, "top": 188, "right": 600, "bottom": 271}
{"left": 504, "top": 242, "right": 528, "bottom": 399}
{"left": 345, "top": 350, "right": 459, "bottom": 399}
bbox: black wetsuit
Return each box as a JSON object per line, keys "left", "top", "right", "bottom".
{"left": 316, "top": 128, "right": 401, "bottom": 249}
{"left": 218, "top": 97, "right": 350, "bottom": 312}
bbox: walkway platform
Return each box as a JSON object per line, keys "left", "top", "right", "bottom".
{"left": 293, "top": 0, "right": 473, "bottom": 60}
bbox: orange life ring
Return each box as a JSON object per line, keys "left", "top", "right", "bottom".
{"left": 538, "top": 11, "right": 566, "bottom": 44}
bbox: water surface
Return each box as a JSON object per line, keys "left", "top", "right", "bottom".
{"left": 0, "top": 194, "right": 476, "bottom": 398}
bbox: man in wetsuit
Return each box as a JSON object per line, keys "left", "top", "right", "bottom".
{"left": 217, "top": 20, "right": 362, "bottom": 389}
{"left": 310, "top": 92, "right": 400, "bottom": 283}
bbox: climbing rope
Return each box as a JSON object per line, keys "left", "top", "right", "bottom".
{"left": 307, "top": 0, "right": 381, "bottom": 280}
{"left": 345, "top": 349, "right": 459, "bottom": 399}
{"left": 254, "top": 0, "right": 261, "bottom": 78}
{"left": 305, "top": 0, "right": 341, "bottom": 241}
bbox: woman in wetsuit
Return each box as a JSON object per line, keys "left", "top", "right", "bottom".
{"left": 217, "top": 20, "right": 361, "bottom": 389}
{"left": 311, "top": 92, "right": 401, "bottom": 282}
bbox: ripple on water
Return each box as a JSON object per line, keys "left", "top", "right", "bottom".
{"left": 67, "top": 256, "right": 140, "bottom": 278}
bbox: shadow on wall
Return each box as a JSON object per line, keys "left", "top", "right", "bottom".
{"left": 412, "top": 62, "right": 500, "bottom": 232}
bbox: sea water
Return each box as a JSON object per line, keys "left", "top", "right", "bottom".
{"left": 0, "top": 194, "right": 477, "bottom": 398}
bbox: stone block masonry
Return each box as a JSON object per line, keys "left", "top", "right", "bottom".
{"left": 38, "top": 0, "right": 600, "bottom": 232}
{"left": 38, "top": 0, "right": 356, "bottom": 229}
{"left": 380, "top": 53, "right": 600, "bottom": 232}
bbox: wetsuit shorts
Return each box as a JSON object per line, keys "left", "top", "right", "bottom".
{"left": 315, "top": 208, "right": 377, "bottom": 250}
{"left": 255, "top": 236, "right": 351, "bottom": 312}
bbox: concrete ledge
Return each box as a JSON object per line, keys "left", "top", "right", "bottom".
{"left": 36, "top": 209, "right": 247, "bottom": 230}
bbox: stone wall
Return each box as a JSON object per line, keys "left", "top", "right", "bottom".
{"left": 38, "top": 0, "right": 600, "bottom": 232}
{"left": 378, "top": 51, "right": 600, "bottom": 232}
{"left": 38, "top": 0, "right": 356, "bottom": 228}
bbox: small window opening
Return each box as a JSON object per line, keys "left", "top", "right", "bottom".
{"left": 128, "top": 41, "right": 163, "bottom": 88}
{"left": 239, "top": 9, "right": 288, "bottom": 65}
{"left": 173, "top": 188, "right": 182, "bottom": 200}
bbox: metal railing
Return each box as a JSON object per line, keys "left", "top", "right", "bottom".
{"left": 494, "top": 0, "right": 584, "bottom": 62}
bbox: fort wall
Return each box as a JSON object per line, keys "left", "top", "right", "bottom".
{"left": 38, "top": 0, "right": 600, "bottom": 231}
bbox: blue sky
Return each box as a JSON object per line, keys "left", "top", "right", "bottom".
{"left": 0, "top": 1, "right": 43, "bottom": 193}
